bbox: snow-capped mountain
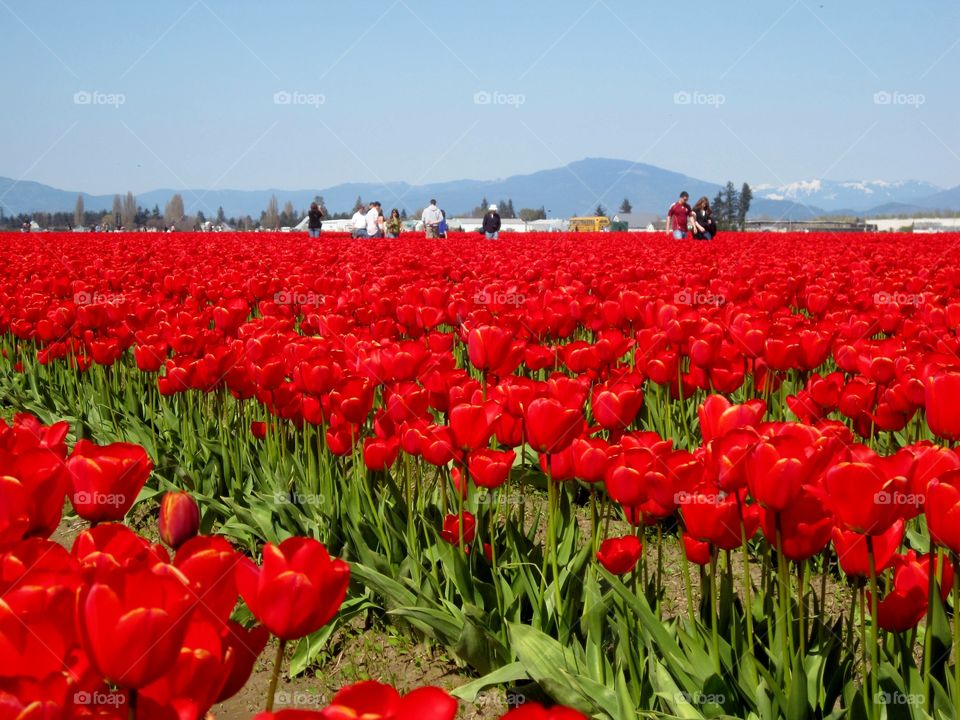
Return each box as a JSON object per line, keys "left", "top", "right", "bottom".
{"left": 754, "top": 179, "right": 943, "bottom": 212}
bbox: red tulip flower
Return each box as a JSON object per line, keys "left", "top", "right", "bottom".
{"left": 216, "top": 620, "right": 271, "bottom": 702}
{"left": 697, "top": 396, "right": 765, "bottom": 443}
{"left": 925, "top": 372, "right": 960, "bottom": 441}
{"left": 524, "top": 397, "right": 584, "bottom": 455}
{"left": 681, "top": 491, "right": 759, "bottom": 551}
{"left": 158, "top": 491, "right": 200, "bottom": 550}
{"left": 0, "top": 443, "right": 69, "bottom": 540}
{"left": 467, "top": 325, "right": 514, "bottom": 371}
{"left": 174, "top": 535, "right": 242, "bottom": 624}
{"left": 571, "top": 437, "right": 609, "bottom": 483}
{"left": 745, "top": 438, "right": 808, "bottom": 512}
{"left": 591, "top": 383, "right": 643, "bottom": 430}
{"left": 363, "top": 436, "right": 401, "bottom": 470}
{"left": 759, "top": 491, "right": 833, "bottom": 562}
{"left": 596, "top": 535, "right": 642, "bottom": 574}
{"left": 468, "top": 448, "right": 516, "bottom": 489}
{"left": 67, "top": 440, "right": 153, "bottom": 523}
{"left": 77, "top": 562, "right": 194, "bottom": 688}
{"left": 500, "top": 702, "right": 588, "bottom": 720}
{"left": 449, "top": 403, "right": 497, "bottom": 451}
{"left": 238, "top": 537, "right": 349, "bottom": 640}
{"left": 440, "top": 512, "right": 476, "bottom": 545}
{"left": 822, "top": 461, "right": 906, "bottom": 536}
{"left": 0, "top": 476, "right": 30, "bottom": 548}
{"left": 872, "top": 552, "right": 933, "bottom": 632}
{"left": 831, "top": 520, "right": 903, "bottom": 579}
{"left": 926, "top": 470, "right": 960, "bottom": 554}
{"left": 682, "top": 534, "right": 713, "bottom": 565}
{"left": 252, "top": 681, "right": 458, "bottom": 720}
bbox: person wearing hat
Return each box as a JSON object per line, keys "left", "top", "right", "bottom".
{"left": 482, "top": 204, "right": 501, "bottom": 240}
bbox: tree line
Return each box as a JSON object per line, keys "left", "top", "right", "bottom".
{"left": 2, "top": 184, "right": 754, "bottom": 231}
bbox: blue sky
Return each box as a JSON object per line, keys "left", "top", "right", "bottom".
{"left": 2, "top": 0, "right": 958, "bottom": 194}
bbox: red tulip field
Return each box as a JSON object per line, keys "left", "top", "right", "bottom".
{"left": 5, "top": 229, "right": 960, "bottom": 719}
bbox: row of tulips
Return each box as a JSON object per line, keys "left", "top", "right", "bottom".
{"left": 6, "top": 232, "right": 960, "bottom": 717}
{"left": 0, "top": 412, "right": 581, "bottom": 720}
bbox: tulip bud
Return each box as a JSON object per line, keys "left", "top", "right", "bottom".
{"left": 158, "top": 491, "right": 200, "bottom": 550}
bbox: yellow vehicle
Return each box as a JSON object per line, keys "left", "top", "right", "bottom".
{"left": 569, "top": 216, "right": 611, "bottom": 232}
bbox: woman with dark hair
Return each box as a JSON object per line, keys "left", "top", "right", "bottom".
{"left": 692, "top": 197, "right": 716, "bottom": 240}
{"left": 307, "top": 202, "right": 323, "bottom": 238}
{"left": 438, "top": 209, "right": 448, "bottom": 239}
{"left": 386, "top": 208, "right": 402, "bottom": 238}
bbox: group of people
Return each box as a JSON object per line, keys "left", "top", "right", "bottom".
{"left": 350, "top": 202, "right": 404, "bottom": 239}
{"left": 666, "top": 191, "right": 717, "bottom": 240}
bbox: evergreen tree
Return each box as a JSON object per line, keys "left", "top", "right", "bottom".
{"left": 353, "top": 196, "right": 365, "bottom": 212}
{"left": 619, "top": 198, "right": 632, "bottom": 213}
{"left": 712, "top": 191, "right": 726, "bottom": 228}
{"left": 737, "top": 183, "right": 753, "bottom": 230}
{"left": 216, "top": 206, "right": 226, "bottom": 223}
{"left": 595, "top": 203, "right": 606, "bottom": 217}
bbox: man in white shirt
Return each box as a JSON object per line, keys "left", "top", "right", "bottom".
{"left": 365, "top": 201, "right": 383, "bottom": 238}
{"left": 421, "top": 199, "right": 442, "bottom": 239}
{"left": 351, "top": 206, "right": 367, "bottom": 238}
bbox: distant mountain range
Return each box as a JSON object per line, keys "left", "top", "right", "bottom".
{"left": 2, "top": 158, "right": 958, "bottom": 221}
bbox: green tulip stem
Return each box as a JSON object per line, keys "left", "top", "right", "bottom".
{"left": 866, "top": 535, "right": 880, "bottom": 720}
{"left": 266, "top": 638, "right": 287, "bottom": 712}
{"left": 709, "top": 550, "right": 720, "bottom": 673}
{"left": 953, "top": 554, "right": 960, "bottom": 718}
{"left": 735, "top": 494, "right": 755, "bottom": 656}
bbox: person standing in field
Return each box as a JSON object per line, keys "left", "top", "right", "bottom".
{"left": 365, "top": 201, "right": 384, "bottom": 239}
{"left": 691, "top": 197, "right": 716, "bottom": 240}
{"left": 482, "top": 204, "right": 501, "bottom": 239}
{"left": 667, "top": 191, "right": 693, "bottom": 240}
{"left": 386, "top": 208, "right": 402, "bottom": 238}
{"left": 438, "top": 210, "right": 448, "bottom": 239}
{"left": 307, "top": 202, "right": 323, "bottom": 238}
{"left": 351, "top": 204, "right": 367, "bottom": 238}
{"left": 421, "top": 199, "right": 442, "bottom": 238}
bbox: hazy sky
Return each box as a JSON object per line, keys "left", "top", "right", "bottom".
{"left": 2, "top": 0, "right": 958, "bottom": 194}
